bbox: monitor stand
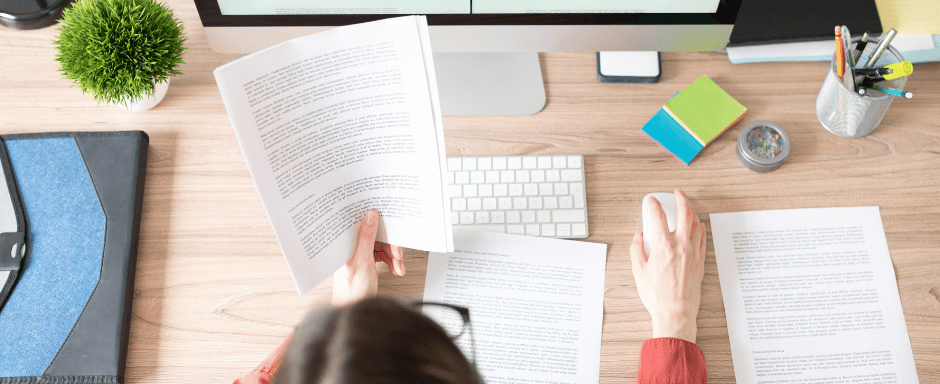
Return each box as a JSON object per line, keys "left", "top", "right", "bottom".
{"left": 433, "top": 52, "right": 546, "bottom": 116}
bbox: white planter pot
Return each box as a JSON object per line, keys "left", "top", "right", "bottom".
{"left": 121, "top": 79, "right": 170, "bottom": 111}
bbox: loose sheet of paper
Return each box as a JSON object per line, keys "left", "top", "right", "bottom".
{"left": 711, "top": 207, "right": 919, "bottom": 384}
{"left": 423, "top": 229, "right": 607, "bottom": 384}
{"left": 214, "top": 16, "right": 451, "bottom": 293}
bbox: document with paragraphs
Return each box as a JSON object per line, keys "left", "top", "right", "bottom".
{"left": 711, "top": 207, "right": 919, "bottom": 384}
{"left": 423, "top": 229, "right": 607, "bottom": 384}
{"left": 214, "top": 16, "right": 452, "bottom": 293}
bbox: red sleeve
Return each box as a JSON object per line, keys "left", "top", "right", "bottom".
{"left": 637, "top": 337, "right": 707, "bottom": 384}
{"left": 233, "top": 336, "right": 292, "bottom": 384}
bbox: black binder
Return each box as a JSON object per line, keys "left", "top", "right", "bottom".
{"left": 0, "top": 131, "right": 149, "bottom": 384}
{"left": 727, "top": 0, "right": 882, "bottom": 47}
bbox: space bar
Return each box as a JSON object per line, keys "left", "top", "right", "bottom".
{"left": 460, "top": 224, "right": 506, "bottom": 233}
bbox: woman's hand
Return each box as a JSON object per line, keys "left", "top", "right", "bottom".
{"left": 332, "top": 210, "right": 405, "bottom": 306}
{"left": 630, "top": 188, "right": 706, "bottom": 343}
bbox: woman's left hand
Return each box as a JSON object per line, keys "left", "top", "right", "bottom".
{"left": 331, "top": 209, "right": 405, "bottom": 306}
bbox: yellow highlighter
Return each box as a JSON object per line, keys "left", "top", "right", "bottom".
{"left": 883, "top": 61, "right": 913, "bottom": 80}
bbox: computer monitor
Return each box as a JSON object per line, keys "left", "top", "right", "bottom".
{"left": 194, "top": 1, "right": 741, "bottom": 115}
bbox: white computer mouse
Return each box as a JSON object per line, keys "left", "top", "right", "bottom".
{"left": 641, "top": 192, "right": 678, "bottom": 256}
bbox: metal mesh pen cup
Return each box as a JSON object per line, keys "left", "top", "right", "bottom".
{"left": 816, "top": 39, "right": 906, "bottom": 138}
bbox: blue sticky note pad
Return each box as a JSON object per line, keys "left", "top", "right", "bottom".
{"left": 642, "top": 108, "right": 704, "bottom": 164}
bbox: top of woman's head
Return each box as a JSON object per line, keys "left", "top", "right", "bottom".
{"left": 271, "top": 297, "right": 481, "bottom": 384}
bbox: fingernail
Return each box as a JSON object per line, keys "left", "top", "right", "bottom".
{"left": 366, "top": 211, "right": 377, "bottom": 225}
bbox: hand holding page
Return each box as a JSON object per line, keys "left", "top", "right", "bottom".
{"left": 423, "top": 229, "right": 607, "bottom": 384}
{"left": 214, "top": 16, "right": 452, "bottom": 293}
{"left": 710, "top": 207, "right": 919, "bottom": 383}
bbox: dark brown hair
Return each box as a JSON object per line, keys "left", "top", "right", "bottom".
{"left": 271, "top": 297, "right": 481, "bottom": 384}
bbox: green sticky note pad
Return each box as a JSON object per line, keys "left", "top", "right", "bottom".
{"left": 664, "top": 75, "right": 746, "bottom": 145}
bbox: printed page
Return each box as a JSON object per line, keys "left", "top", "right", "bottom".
{"left": 214, "top": 16, "right": 451, "bottom": 293}
{"left": 423, "top": 229, "right": 607, "bottom": 384}
{"left": 710, "top": 207, "right": 919, "bottom": 384}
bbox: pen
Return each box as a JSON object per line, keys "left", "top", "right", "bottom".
{"left": 869, "top": 84, "right": 912, "bottom": 99}
{"left": 842, "top": 26, "right": 854, "bottom": 67}
{"left": 855, "top": 67, "right": 893, "bottom": 78}
{"left": 835, "top": 26, "right": 846, "bottom": 79}
{"left": 854, "top": 32, "right": 870, "bottom": 61}
{"left": 863, "top": 28, "right": 898, "bottom": 68}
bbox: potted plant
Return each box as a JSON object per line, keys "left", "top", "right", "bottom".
{"left": 54, "top": 0, "right": 186, "bottom": 111}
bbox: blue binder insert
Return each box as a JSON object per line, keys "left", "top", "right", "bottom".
{"left": 0, "top": 138, "right": 106, "bottom": 376}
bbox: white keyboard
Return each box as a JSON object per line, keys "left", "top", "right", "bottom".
{"left": 446, "top": 155, "right": 588, "bottom": 239}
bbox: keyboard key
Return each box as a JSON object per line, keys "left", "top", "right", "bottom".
{"left": 470, "top": 171, "right": 484, "bottom": 184}
{"left": 553, "top": 209, "right": 586, "bottom": 223}
{"left": 507, "top": 224, "right": 525, "bottom": 235}
{"left": 460, "top": 212, "right": 474, "bottom": 224}
{"left": 449, "top": 185, "right": 462, "bottom": 198}
{"left": 513, "top": 197, "right": 527, "bottom": 210}
{"left": 528, "top": 197, "right": 542, "bottom": 209}
{"left": 544, "top": 196, "right": 558, "bottom": 209}
{"left": 447, "top": 158, "right": 462, "bottom": 171}
{"left": 509, "top": 184, "right": 523, "bottom": 196}
{"left": 561, "top": 169, "right": 582, "bottom": 182}
{"left": 485, "top": 171, "right": 500, "bottom": 184}
{"left": 478, "top": 158, "right": 492, "bottom": 170}
{"left": 462, "top": 158, "right": 477, "bottom": 171}
{"left": 525, "top": 224, "right": 540, "bottom": 236}
{"left": 473, "top": 224, "right": 509, "bottom": 234}
{"left": 559, "top": 196, "right": 574, "bottom": 209}
{"left": 524, "top": 184, "right": 538, "bottom": 196}
{"left": 568, "top": 156, "right": 582, "bottom": 169}
{"left": 468, "top": 198, "right": 482, "bottom": 211}
{"left": 557, "top": 224, "right": 571, "bottom": 237}
{"left": 447, "top": 171, "right": 455, "bottom": 185}
{"left": 522, "top": 211, "right": 536, "bottom": 223}
{"left": 493, "top": 157, "right": 507, "bottom": 170}
{"left": 573, "top": 223, "right": 587, "bottom": 237}
{"left": 531, "top": 169, "right": 545, "bottom": 182}
{"left": 523, "top": 157, "right": 537, "bottom": 169}
{"left": 537, "top": 210, "right": 551, "bottom": 223}
{"left": 552, "top": 156, "right": 567, "bottom": 169}
{"left": 452, "top": 214, "right": 459, "bottom": 225}
{"left": 478, "top": 184, "right": 493, "bottom": 197}
{"left": 515, "top": 170, "right": 530, "bottom": 183}
{"left": 498, "top": 197, "right": 512, "bottom": 210}
{"left": 537, "top": 156, "right": 552, "bottom": 169}
{"left": 507, "top": 211, "right": 521, "bottom": 224}
{"left": 541, "top": 224, "right": 556, "bottom": 237}
{"left": 494, "top": 184, "right": 508, "bottom": 196}
{"left": 570, "top": 183, "right": 585, "bottom": 208}
{"left": 491, "top": 211, "right": 505, "bottom": 223}
{"left": 539, "top": 183, "right": 553, "bottom": 195}
{"left": 452, "top": 198, "right": 466, "bottom": 211}
{"left": 455, "top": 171, "right": 470, "bottom": 184}
{"left": 463, "top": 184, "right": 477, "bottom": 197}
{"left": 500, "top": 170, "right": 515, "bottom": 183}
{"left": 555, "top": 182, "right": 569, "bottom": 195}
{"left": 508, "top": 157, "right": 522, "bottom": 169}
{"left": 546, "top": 169, "right": 560, "bottom": 182}
{"left": 483, "top": 198, "right": 497, "bottom": 210}
{"left": 475, "top": 211, "right": 489, "bottom": 224}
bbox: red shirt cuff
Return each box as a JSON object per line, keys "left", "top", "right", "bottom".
{"left": 638, "top": 337, "right": 707, "bottom": 384}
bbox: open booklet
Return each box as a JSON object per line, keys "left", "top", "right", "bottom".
{"left": 423, "top": 229, "right": 608, "bottom": 384}
{"left": 214, "top": 16, "right": 453, "bottom": 293}
{"left": 711, "top": 207, "right": 919, "bottom": 383}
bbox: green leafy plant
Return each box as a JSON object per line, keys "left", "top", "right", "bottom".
{"left": 54, "top": 0, "right": 186, "bottom": 105}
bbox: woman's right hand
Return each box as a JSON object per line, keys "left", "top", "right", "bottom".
{"left": 629, "top": 188, "right": 707, "bottom": 343}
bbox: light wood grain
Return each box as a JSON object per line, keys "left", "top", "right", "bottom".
{"left": 1, "top": 2, "right": 938, "bottom": 383}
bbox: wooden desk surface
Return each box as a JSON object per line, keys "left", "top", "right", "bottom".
{"left": 1, "top": 2, "right": 938, "bottom": 383}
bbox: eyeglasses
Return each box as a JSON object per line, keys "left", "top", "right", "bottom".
{"left": 413, "top": 301, "right": 476, "bottom": 365}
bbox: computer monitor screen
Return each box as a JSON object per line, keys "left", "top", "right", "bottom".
{"left": 195, "top": 0, "right": 740, "bottom": 54}
{"left": 195, "top": 0, "right": 740, "bottom": 115}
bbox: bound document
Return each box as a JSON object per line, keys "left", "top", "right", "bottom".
{"left": 215, "top": 16, "right": 452, "bottom": 293}
{"left": 0, "top": 131, "right": 149, "bottom": 384}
